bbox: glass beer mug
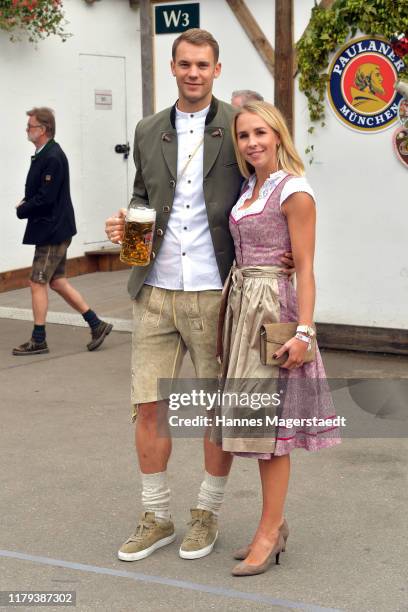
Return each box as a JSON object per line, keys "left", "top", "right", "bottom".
{"left": 120, "top": 205, "right": 156, "bottom": 266}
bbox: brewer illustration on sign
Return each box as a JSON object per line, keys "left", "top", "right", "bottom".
{"left": 328, "top": 36, "right": 405, "bottom": 133}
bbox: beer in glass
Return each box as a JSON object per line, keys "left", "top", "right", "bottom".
{"left": 120, "top": 206, "right": 156, "bottom": 266}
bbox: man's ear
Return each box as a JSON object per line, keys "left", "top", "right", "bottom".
{"left": 170, "top": 59, "right": 176, "bottom": 77}
{"left": 214, "top": 62, "right": 222, "bottom": 79}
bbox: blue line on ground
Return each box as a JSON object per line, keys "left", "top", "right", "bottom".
{"left": 0, "top": 549, "right": 342, "bottom": 611}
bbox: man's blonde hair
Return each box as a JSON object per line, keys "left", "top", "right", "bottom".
{"left": 232, "top": 101, "right": 304, "bottom": 178}
{"left": 172, "top": 28, "right": 219, "bottom": 62}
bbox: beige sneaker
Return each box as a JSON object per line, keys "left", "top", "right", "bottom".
{"left": 179, "top": 509, "right": 218, "bottom": 560}
{"left": 118, "top": 512, "right": 176, "bottom": 561}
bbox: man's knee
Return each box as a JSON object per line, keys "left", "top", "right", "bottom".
{"left": 50, "top": 276, "right": 67, "bottom": 291}
{"left": 136, "top": 401, "right": 168, "bottom": 427}
{"left": 137, "top": 402, "right": 159, "bottom": 424}
{"left": 29, "top": 279, "right": 47, "bottom": 291}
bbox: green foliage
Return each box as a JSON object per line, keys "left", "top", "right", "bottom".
{"left": 0, "top": 0, "right": 70, "bottom": 43}
{"left": 297, "top": 0, "right": 408, "bottom": 124}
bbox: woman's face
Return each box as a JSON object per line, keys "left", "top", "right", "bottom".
{"left": 235, "top": 112, "right": 280, "bottom": 173}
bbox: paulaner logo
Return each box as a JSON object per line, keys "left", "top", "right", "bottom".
{"left": 328, "top": 36, "right": 405, "bottom": 132}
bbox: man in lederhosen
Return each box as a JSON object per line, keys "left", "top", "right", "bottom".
{"left": 14, "top": 107, "right": 112, "bottom": 355}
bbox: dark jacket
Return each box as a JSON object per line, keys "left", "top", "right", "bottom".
{"left": 127, "top": 97, "right": 243, "bottom": 299}
{"left": 16, "top": 140, "right": 77, "bottom": 246}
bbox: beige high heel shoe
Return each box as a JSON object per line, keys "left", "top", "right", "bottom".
{"left": 233, "top": 518, "right": 289, "bottom": 560}
{"left": 231, "top": 532, "right": 285, "bottom": 577}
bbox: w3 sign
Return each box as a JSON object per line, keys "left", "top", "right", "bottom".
{"left": 155, "top": 3, "right": 200, "bottom": 34}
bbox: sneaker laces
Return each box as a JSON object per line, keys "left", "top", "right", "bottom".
{"left": 184, "top": 516, "right": 211, "bottom": 545}
{"left": 127, "top": 519, "right": 155, "bottom": 543}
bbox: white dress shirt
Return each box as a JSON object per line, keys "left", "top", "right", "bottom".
{"left": 145, "top": 104, "right": 223, "bottom": 291}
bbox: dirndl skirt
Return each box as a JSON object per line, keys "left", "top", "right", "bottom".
{"left": 210, "top": 265, "right": 341, "bottom": 457}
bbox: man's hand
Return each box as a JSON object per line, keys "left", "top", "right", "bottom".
{"left": 280, "top": 251, "right": 295, "bottom": 276}
{"left": 105, "top": 208, "right": 127, "bottom": 244}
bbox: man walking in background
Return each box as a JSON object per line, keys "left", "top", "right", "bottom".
{"left": 13, "top": 107, "right": 112, "bottom": 355}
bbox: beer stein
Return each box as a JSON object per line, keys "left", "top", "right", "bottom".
{"left": 120, "top": 205, "right": 156, "bottom": 266}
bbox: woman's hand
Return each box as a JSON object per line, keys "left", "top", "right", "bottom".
{"left": 273, "top": 336, "right": 309, "bottom": 370}
{"left": 105, "top": 208, "right": 127, "bottom": 244}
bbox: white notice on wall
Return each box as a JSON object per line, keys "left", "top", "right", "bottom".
{"left": 95, "top": 90, "right": 112, "bottom": 110}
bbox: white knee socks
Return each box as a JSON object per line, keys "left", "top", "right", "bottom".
{"left": 197, "top": 471, "right": 228, "bottom": 517}
{"left": 141, "top": 470, "right": 228, "bottom": 520}
{"left": 141, "top": 471, "right": 171, "bottom": 521}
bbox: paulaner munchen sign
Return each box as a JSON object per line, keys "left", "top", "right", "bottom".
{"left": 328, "top": 36, "right": 405, "bottom": 133}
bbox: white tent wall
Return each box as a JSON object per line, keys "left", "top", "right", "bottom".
{"left": 0, "top": 0, "right": 142, "bottom": 271}
{"left": 154, "top": 0, "right": 275, "bottom": 111}
{"left": 293, "top": 2, "right": 407, "bottom": 330}
{"left": 1, "top": 0, "right": 406, "bottom": 330}
{"left": 152, "top": 0, "right": 408, "bottom": 330}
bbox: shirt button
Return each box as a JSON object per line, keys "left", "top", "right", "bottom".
{"left": 163, "top": 205, "right": 170, "bottom": 212}
{"left": 169, "top": 179, "right": 176, "bottom": 188}
{"left": 182, "top": 252, "right": 186, "bottom": 256}
{"left": 184, "top": 226, "right": 187, "bottom": 230}
{"left": 156, "top": 228, "right": 164, "bottom": 236}
{"left": 190, "top": 130, "right": 193, "bottom": 134}
{"left": 190, "top": 114, "right": 194, "bottom": 118}
{"left": 187, "top": 180, "right": 191, "bottom": 184}
{"left": 186, "top": 205, "right": 190, "bottom": 208}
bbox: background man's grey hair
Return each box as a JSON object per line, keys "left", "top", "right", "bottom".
{"left": 231, "top": 90, "right": 264, "bottom": 107}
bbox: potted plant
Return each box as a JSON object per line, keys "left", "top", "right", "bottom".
{"left": 0, "top": 0, "right": 70, "bottom": 43}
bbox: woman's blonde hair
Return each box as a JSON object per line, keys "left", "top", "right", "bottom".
{"left": 232, "top": 101, "right": 305, "bottom": 178}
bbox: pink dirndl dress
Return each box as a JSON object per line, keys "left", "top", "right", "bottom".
{"left": 212, "top": 171, "right": 341, "bottom": 457}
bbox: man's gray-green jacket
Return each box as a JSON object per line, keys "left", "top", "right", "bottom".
{"left": 127, "top": 96, "right": 243, "bottom": 299}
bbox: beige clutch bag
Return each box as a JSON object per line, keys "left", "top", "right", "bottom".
{"left": 260, "top": 322, "right": 316, "bottom": 366}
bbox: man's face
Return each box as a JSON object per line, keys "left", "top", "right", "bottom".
{"left": 171, "top": 41, "right": 221, "bottom": 105}
{"left": 26, "top": 116, "right": 45, "bottom": 146}
{"left": 371, "top": 67, "right": 385, "bottom": 95}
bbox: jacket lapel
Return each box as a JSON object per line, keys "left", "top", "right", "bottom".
{"left": 203, "top": 126, "right": 224, "bottom": 178}
{"left": 162, "top": 96, "right": 222, "bottom": 179}
{"left": 161, "top": 129, "right": 178, "bottom": 179}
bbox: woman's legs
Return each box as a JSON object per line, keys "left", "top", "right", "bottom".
{"left": 244, "top": 454, "right": 290, "bottom": 565}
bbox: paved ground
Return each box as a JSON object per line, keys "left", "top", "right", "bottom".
{"left": 0, "top": 272, "right": 407, "bottom": 612}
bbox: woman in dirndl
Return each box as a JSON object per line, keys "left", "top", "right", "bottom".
{"left": 212, "top": 101, "right": 341, "bottom": 576}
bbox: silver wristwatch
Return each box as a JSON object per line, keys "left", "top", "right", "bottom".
{"left": 296, "top": 325, "right": 316, "bottom": 338}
